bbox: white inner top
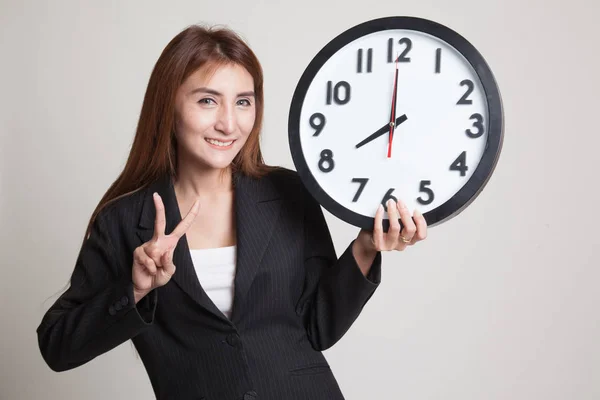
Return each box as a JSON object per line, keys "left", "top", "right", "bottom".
{"left": 189, "top": 245, "right": 237, "bottom": 319}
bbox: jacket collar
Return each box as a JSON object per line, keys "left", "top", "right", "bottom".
{"left": 136, "top": 170, "right": 282, "bottom": 326}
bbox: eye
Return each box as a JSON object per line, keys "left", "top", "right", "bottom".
{"left": 198, "top": 98, "right": 216, "bottom": 105}
{"left": 237, "top": 98, "right": 252, "bottom": 106}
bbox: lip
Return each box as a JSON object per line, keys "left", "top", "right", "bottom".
{"left": 205, "top": 137, "right": 236, "bottom": 150}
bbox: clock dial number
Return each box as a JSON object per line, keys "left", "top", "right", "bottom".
{"left": 457, "top": 79, "right": 474, "bottom": 105}
{"left": 357, "top": 48, "right": 373, "bottom": 73}
{"left": 387, "top": 37, "right": 412, "bottom": 63}
{"left": 318, "top": 149, "right": 335, "bottom": 173}
{"left": 417, "top": 180, "right": 435, "bottom": 205}
{"left": 450, "top": 151, "right": 468, "bottom": 176}
{"left": 381, "top": 188, "right": 398, "bottom": 212}
{"left": 309, "top": 113, "right": 326, "bottom": 137}
{"left": 435, "top": 48, "right": 442, "bottom": 73}
{"left": 466, "top": 113, "right": 484, "bottom": 138}
{"left": 351, "top": 178, "right": 369, "bottom": 202}
{"left": 326, "top": 81, "right": 351, "bottom": 105}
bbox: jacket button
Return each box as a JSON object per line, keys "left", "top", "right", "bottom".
{"left": 121, "top": 296, "right": 129, "bottom": 306}
{"left": 226, "top": 334, "right": 240, "bottom": 348}
{"left": 115, "top": 302, "right": 123, "bottom": 311}
{"left": 243, "top": 390, "right": 257, "bottom": 400}
{"left": 108, "top": 306, "right": 116, "bottom": 315}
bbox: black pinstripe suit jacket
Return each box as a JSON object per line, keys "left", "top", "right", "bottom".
{"left": 37, "top": 167, "right": 382, "bottom": 400}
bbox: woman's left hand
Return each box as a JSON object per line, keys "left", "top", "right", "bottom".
{"left": 357, "top": 198, "right": 428, "bottom": 253}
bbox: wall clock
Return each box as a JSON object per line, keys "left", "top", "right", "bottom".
{"left": 288, "top": 16, "right": 504, "bottom": 231}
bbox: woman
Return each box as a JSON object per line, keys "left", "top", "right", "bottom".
{"left": 36, "top": 25, "right": 427, "bottom": 400}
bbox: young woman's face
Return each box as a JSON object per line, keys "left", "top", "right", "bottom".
{"left": 174, "top": 62, "right": 256, "bottom": 171}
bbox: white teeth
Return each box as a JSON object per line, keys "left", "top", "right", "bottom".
{"left": 205, "top": 138, "right": 233, "bottom": 147}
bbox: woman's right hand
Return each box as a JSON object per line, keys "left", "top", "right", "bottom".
{"left": 132, "top": 192, "right": 200, "bottom": 302}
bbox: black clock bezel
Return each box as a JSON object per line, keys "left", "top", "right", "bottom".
{"left": 288, "top": 16, "right": 504, "bottom": 230}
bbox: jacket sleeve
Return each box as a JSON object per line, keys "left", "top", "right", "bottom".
{"left": 36, "top": 210, "right": 158, "bottom": 372}
{"left": 296, "top": 184, "right": 382, "bottom": 351}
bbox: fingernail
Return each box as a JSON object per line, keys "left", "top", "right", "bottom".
{"left": 378, "top": 204, "right": 383, "bottom": 212}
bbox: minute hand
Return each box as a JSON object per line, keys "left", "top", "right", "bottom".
{"left": 355, "top": 114, "right": 408, "bottom": 149}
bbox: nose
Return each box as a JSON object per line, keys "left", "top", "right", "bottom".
{"left": 214, "top": 103, "right": 236, "bottom": 135}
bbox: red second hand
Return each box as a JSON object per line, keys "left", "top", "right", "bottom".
{"left": 388, "top": 57, "right": 399, "bottom": 158}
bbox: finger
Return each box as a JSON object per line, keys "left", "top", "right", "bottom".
{"left": 386, "top": 199, "right": 401, "bottom": 249}
{"left": 136, "top": 246, "right": 157, "bottom": 276}
{"left": 143, "top": 240, "right": 165, "bottom": 266}
{"left": 397, "top": 199, "right": 416, "bottom": 244}
{"left": 411, "top": 209, "right": 428, "bottom": 244}
{"left": 372, "top": 204, "right": 385, "bottom": 249}
{"left": 153, "top": 193, "right": 167, "bottom": 240}
{"left": 161, "top": 248, "right": 176, "bottom": 278}
{"left": 171, "top": 199, "right": 201, "bottom": 239}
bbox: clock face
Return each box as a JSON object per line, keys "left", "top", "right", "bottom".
{"left": 289, "top": 17, "right": 503, "bottom": 230}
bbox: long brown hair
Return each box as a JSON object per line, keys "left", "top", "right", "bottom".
{"left": 45, "top": 25, "right": 281, "bottom": 304}
{"left": 83, "top": 24, "right": 279, "bottom": 246}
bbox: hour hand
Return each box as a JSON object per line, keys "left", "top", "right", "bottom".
{"left": 355, "top": 114, "right": 407, "bottom": 149}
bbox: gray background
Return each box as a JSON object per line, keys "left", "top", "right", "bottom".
{"left": 1, "top": 0, "right": 598, "bottom": 399}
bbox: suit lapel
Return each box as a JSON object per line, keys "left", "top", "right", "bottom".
{"left": 230, "top": 171, "right": 281, "bottom": 324}
{"left": 135, "top": 170, "right": 282, "bottom": 325}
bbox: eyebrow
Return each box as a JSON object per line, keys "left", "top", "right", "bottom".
{"left": 188, "top": 87, "right": 255, "bottom": 97}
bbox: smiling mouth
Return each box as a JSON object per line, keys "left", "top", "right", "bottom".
{"left": 205, "top": 138, "right": 235, "bottom": 147}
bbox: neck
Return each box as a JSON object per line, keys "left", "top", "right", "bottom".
{"left": 174, "top": 163, "right": 233, "bottom": 199}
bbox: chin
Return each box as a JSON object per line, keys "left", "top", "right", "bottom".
{"left": 197, "top": 152, "right": 239, "bottom": 170}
